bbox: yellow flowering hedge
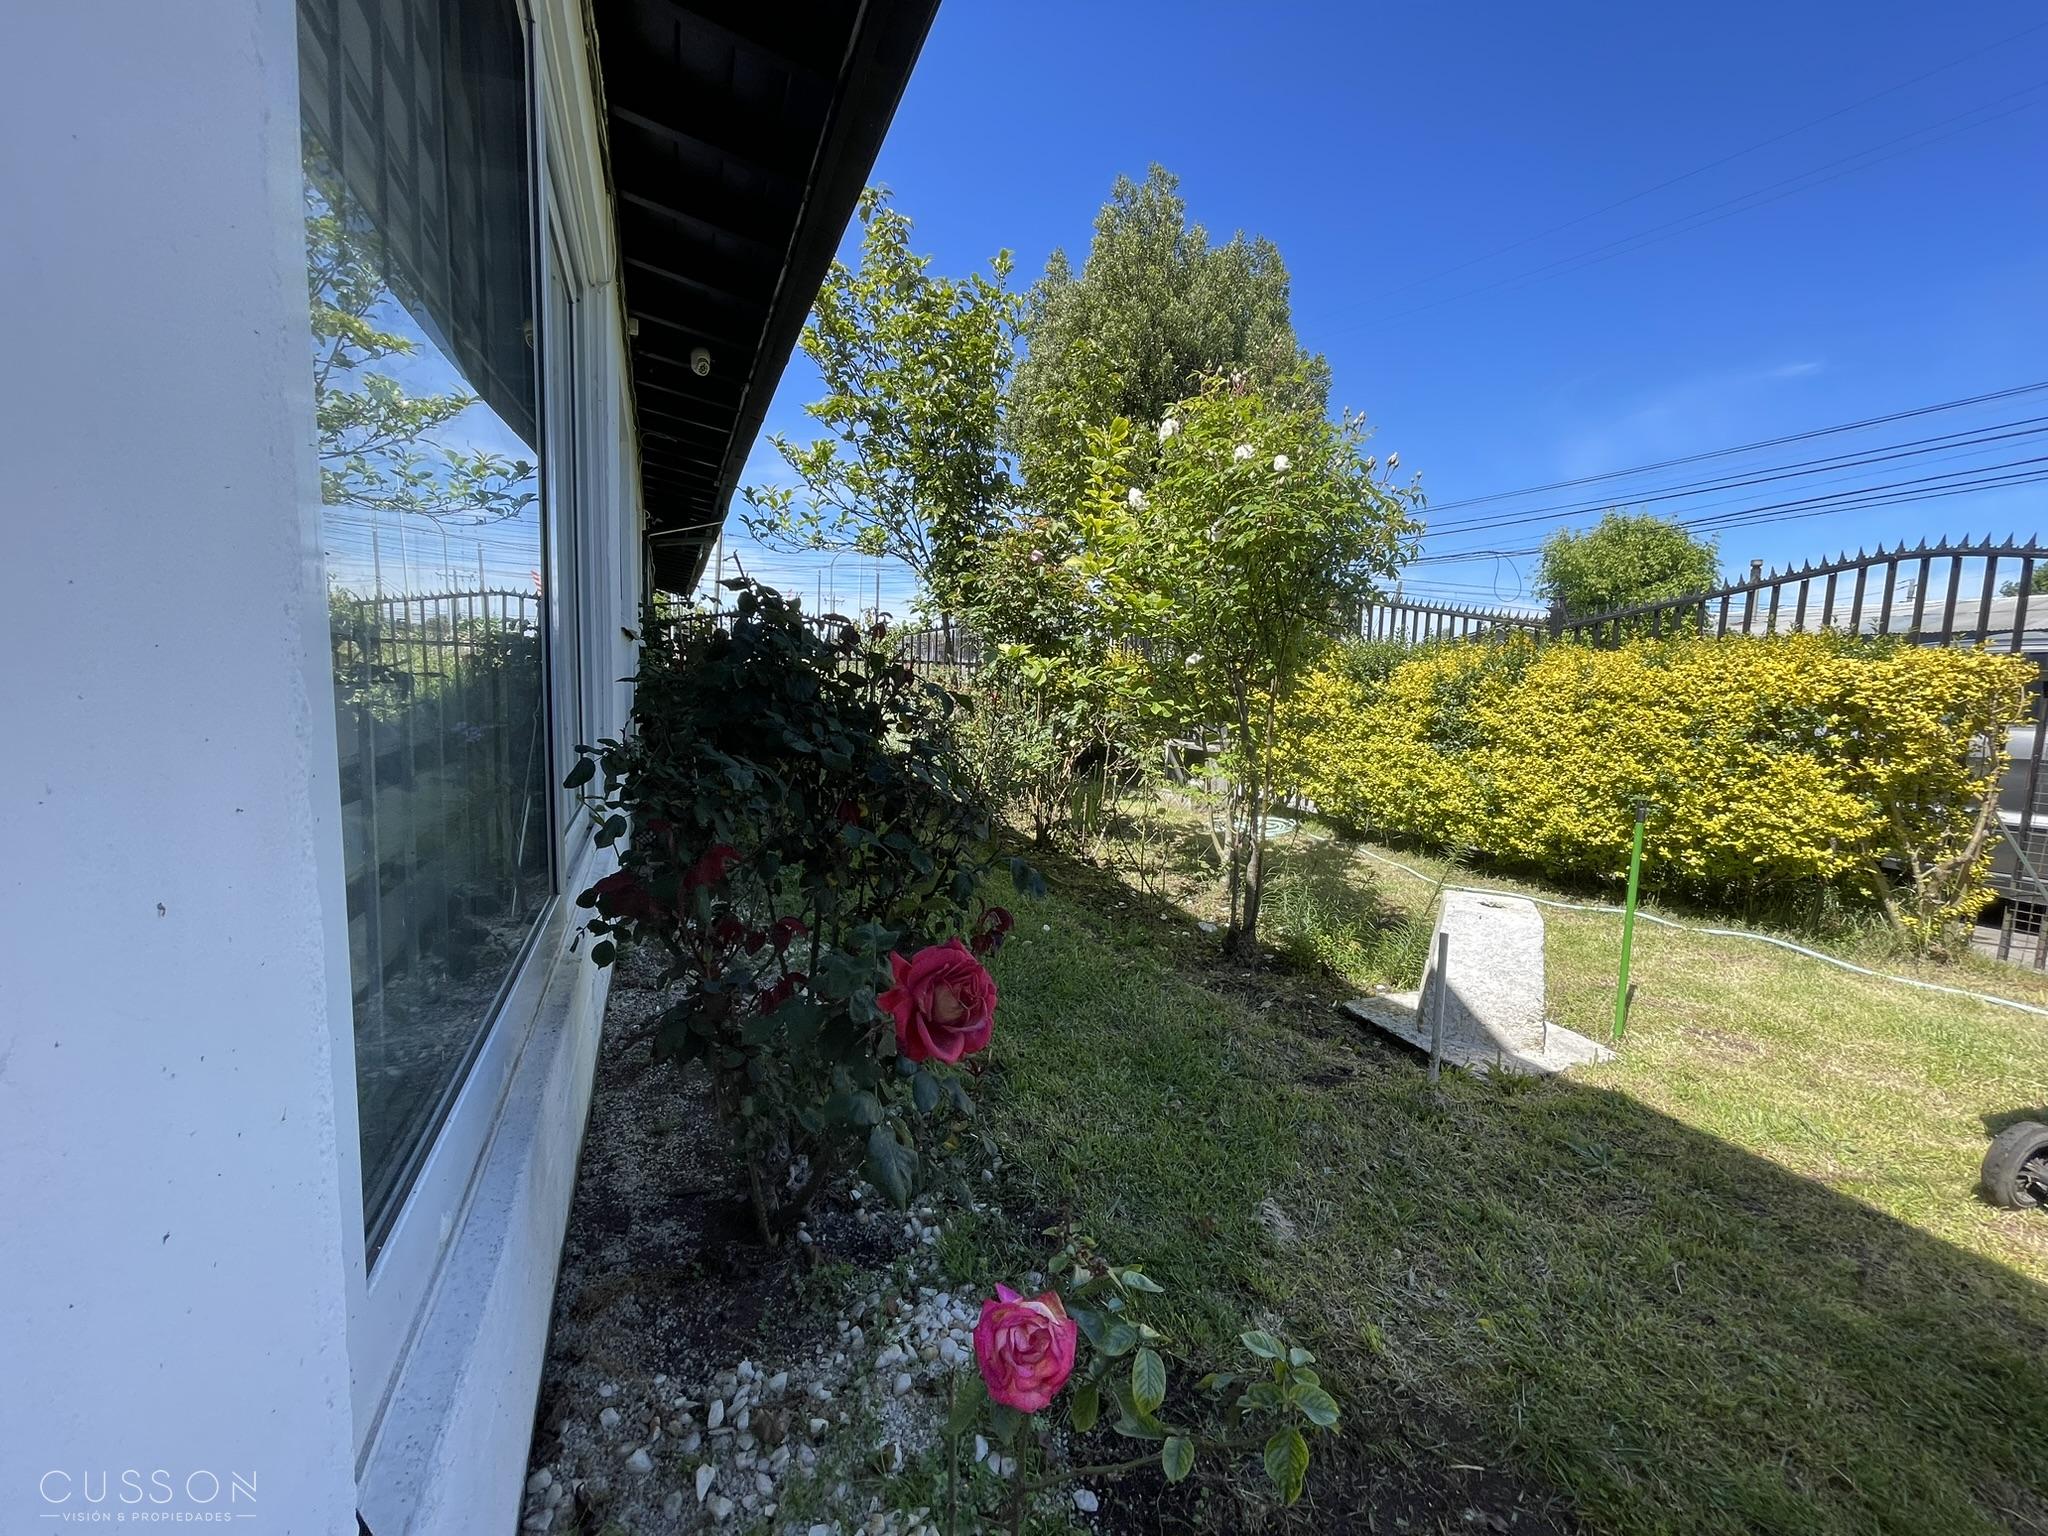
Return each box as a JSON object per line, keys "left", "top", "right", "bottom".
{"left": 1279, "top": 632, "right": 2034, "bottom": 928}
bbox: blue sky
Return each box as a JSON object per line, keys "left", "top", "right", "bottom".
{"left": 715, "top": 0, "right": 2048, "bottom": 617}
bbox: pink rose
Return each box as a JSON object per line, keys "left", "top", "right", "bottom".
{"left": 973, "top": 1284, "right": 1078, "bottom": 1413}
{"left": 879, "top": 940, "right": 996, "bottom": 1064}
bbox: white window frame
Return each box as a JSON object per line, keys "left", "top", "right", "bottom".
{"left": 321, "top": 0, "right": 626, "bottom": 1455}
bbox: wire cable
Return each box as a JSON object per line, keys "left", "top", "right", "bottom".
{"left": 1413, "top": 459, "right": 2048, "bottom": 563}
{"left": 1423, "top": 417, "right": 2048, "bottom": 538}
{"left": 1419, "top": 382, "right": 2048, "bottom": 516}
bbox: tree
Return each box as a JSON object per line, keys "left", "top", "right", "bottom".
{"left": 1075, "top": 377, "right": 1419, "bottom": 951}
{"left": 1008, "top": 166, "right": 1329, "bottom": 514}
{"left": 1535, "top": 511, "right": 1720, "bottom": 619}
{"left": 306, "top": 156, "right": 536, "bottom": 526}
{"left": 2000, "top": 567, "right": 2048, "bottom": 597}
{"left": 742, "top": 189, "right": 1022, "bottom": 629}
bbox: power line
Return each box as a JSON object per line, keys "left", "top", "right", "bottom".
{"left": 1412, "top": 457, "right": 2048, "bottom": 564}
{"left": 1423, "top": 415, "right": 2048, "bottom": 539}
{"left": 1682, "top": 461, "right": 2048, "bottom": 534}
{"left": 1418, "top": 380, "right": 2048, "bottom": 516}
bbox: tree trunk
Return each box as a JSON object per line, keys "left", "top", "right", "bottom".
{"left": 1223, "top": 792, "right": 1243, "bottom": 942}
{"left": 1228, "top": 786, "right": 1261, "bottom": 946}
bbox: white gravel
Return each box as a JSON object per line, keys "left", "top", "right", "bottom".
{"left": 520, "top": 954, "right": 1107, "bottom": 1533}
{"left": 519, "top": 1181, "right": 1093, "bottom": 1535}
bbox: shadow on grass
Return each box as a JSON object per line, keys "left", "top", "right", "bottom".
{"left": 977, "top": 850, "right": 2048, "bottom": 1536}
{"left": 1984, "top": 1105, "right": 2048, "bottom": 1136}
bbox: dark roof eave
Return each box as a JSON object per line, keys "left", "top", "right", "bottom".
{"left": 619, "top": 0, "right": 940, "bottom": 595}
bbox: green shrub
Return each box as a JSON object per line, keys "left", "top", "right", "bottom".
{"left": 1283, "top": 631, "right": 2033, "bottom": 944}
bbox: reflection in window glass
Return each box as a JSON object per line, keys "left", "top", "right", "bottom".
{"left": 298, "top": 0, "right": 549, "bottom": 1239}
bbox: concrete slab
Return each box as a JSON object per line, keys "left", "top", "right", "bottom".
{"left": 1340, "top": 891, "right": 1613, "bottom": 1076}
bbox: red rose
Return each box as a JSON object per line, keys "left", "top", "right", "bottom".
{"left": 970, "top": 906, "right": 1015, "bottom": 956}
{"left": 711, "top": 914, "right": 746, "bottom": 948}
{"left": 588, "top": 870, "right": 657, "bottom": 924}
{"left": 835, "top": 799, "right": 862, "bottom": 827}
{"left": 879, "top": 939, "right": 996, "bottom": 1064}
{"left": 683, "top": 843, "right": 739, "bottom": 890}
{"left": 757, "top": 971, "right": 807, "bottom": 1013}
{"left": 768, "top": 916, "right": 809, "bottom": 952}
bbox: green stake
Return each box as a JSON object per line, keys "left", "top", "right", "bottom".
{"left": 1614, "top": 801, "right": 1650, "bottom": 1043}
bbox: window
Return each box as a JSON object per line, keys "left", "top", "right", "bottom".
{"left": 298, "top": 0, "right": 552, "bottom": 1244}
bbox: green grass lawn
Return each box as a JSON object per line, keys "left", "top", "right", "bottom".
{"left": 955, "top": 820, "right": 2048, "bottom": 1534}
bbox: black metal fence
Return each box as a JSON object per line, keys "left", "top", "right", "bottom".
{"left": 1355, "top": 595, "right": 1547, "bottom": 644}
{"left": 1359, "top": 537, "right": 2048, "bottom": 965}
{"left": 898, "top": 623, "right": 986, "bottom": 672}
{"left": 1553, "top": 537, "right": 2048, "bottom": 650}
{"left": 646, "top": 597, "right": 984, "bottom": 673}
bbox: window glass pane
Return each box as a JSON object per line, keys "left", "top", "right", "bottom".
{"left": 298, "top": 0, "right": 549, "bottom": 1238}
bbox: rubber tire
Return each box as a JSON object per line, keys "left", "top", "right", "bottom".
{"left": 1981, "top": 1121, "right": 2048, "bottom": 1210}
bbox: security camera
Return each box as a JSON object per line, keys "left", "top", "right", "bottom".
{"left": 689, "top": 346, "right": 712, "bottom": 377}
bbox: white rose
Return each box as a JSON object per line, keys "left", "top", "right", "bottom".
{"left": 1126, "top": 487, "right": 1148, "bottom": 510}
{"left": 1232, "top": 444, "right": 1255, "bottom": 461}
{"left": 1272, "top": 454, "right": 1290, "bottom": 472}
{"left": 1185, "top": 652, "right": 1203, "bottom": 668}
{"left": 1386, "top": 451, "right": 1400, "bottom": 470}
{"left": 1157, "top": 418, "right": 1180, "bottom": 443}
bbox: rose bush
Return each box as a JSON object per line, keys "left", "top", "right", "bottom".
{"left": 567, "top": 578, "right": 1038, "bottom": 1239}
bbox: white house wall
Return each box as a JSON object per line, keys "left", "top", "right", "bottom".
{"left": 0, "top": 0, "right": 362, "bottom": 1527}
{"left": 0, "top": 0, "right": 645, "bottom": 1530}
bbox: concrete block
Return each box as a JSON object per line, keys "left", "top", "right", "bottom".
{"left": 1340, "top": 891, "right": 1612, "bottom": 1076}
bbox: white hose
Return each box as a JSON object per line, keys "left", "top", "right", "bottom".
{"left": 1348, "top": 844, "right": 2048, "bottom": 1022}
